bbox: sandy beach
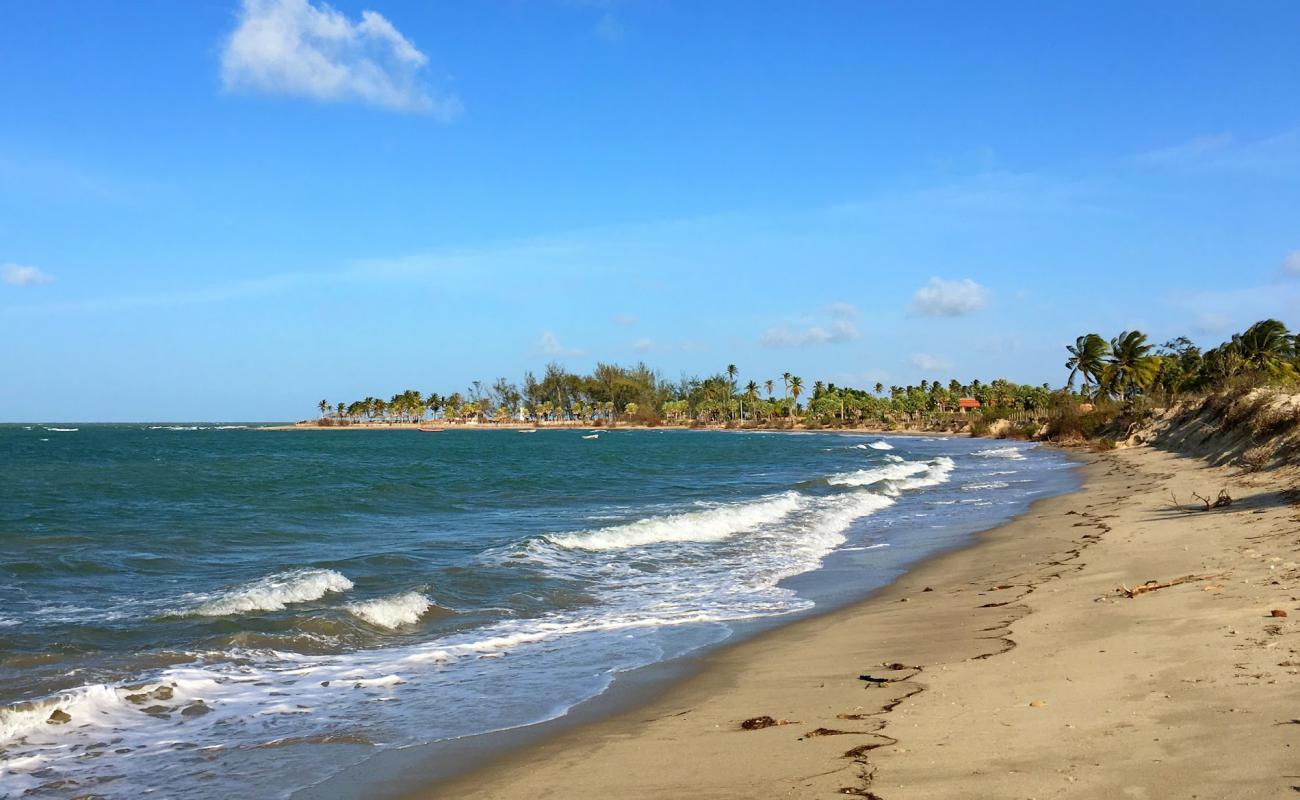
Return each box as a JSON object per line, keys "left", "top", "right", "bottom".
{"left": 416, "top": 443, "right": 1299, "bottom": 799}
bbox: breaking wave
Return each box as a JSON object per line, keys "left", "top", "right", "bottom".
{"left": 972, "top": 446, "right": 1028, "bottom": 460}
{"left": 181, "top": 569, "right": 354, "bottom": 617}
{"left": 548, "top": 493, "right": 803, "bottom": 551}
{"left": 347, "top": 592, "right": 434, "bottom": 629}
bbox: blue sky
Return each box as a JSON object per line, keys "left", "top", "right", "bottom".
{"left": 2, "top": 0, "right": 1299, "bottom": 421}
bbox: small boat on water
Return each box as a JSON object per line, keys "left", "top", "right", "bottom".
{"left": 582, "top": 434, "right": 599, "bottom": 440}
{"left": 418, "top": 427, "right": 445, "bottom": 433}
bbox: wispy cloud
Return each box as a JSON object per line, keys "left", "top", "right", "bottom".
{"left": 632, "top": 337, "right": 655, "bottom": 353}
{"left": 910, "top": 277, "right": 988, "bottom": 317}
{"left": 1191, "top": 312, "right": 1230, "bottom": 334}
{"left": 612, "top": 313, "right": 638, "bottom": 326}
{"left": 1136, "top": 132, "right": 1233, "bottom": 165}
{"left": 1283, "top": 250, "right": 1300, "bottom": 276}
{"left": 760, "top": 320, "right": 858, "bottom": 348}
{"left": 826, "top": 302, "right": 859, "bottom": 319}
{"left": 537, "top": 330, "right": 584, "bottom": 357}
{"left": 1135, "top": 129, "right": 1300, "bottom": 174}
{"left": 1, "top": 264, "right": 55, "bottom": 287}
{"left": 909, "top": 353, "right": 952, "bottom": 371}
{"left": 220, "top": 0, "right": 460, "bottom": 117}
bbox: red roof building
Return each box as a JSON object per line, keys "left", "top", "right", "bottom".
{"left": 958, "top": 397, "right": 981, "bottom": 412}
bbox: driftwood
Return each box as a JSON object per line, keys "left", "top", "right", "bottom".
{"left": 1117, "top": 573, "right": 1221, "bottom": 598}
{"left": 1191, "top": 489, "right": 1233, "bottom": 511}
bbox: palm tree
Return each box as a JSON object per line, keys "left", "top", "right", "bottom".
{"left": 318, "top": 399, "right": 329, "bottom": 418}
{"left": 744, "top": 380, "right": 759, "bottom": 421}
{"left": 873, "top": 382, "right": 884, "bottom": 396}
{"left": 1231, "top": 319, "right": 1297, "bottom": 381}
{"left": 782, "top": 371, "right": 792, "bottom": 402}
{"left": 789, "top": 375, "right": 803, "bottom": 419}
{"left": 726, "top": 364, "right": 738, "bottom": 420}
{"left": 1102, "top": 330, "right": 1159, "bottom": 400}
{"left": 1065, "top": 333, "right": 1110, "bottom": 398}
{"left": 764, "top": 379, "right": 775, "bottom": 400}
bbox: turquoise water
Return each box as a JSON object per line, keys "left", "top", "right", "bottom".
{"left": 0, "top": 426, "right": 1076, "bottom": 799}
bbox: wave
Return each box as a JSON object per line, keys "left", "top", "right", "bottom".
{"left": 547, "top": 493, "right": 803, "bottom": 551}
{"left": 828, "top": 459, "right": 930, "bottom": 487}
{"left": 347, "top": 592, "right": 433, "bottom": 629}
{"left": 852, "top": 440, "right": 894, "bottom": 450}
{"left": 182, "top": 569, "right": 354, "bottom": 617}
{"left": 972, "top": 446, "right": 1027, "bottom": 460}
{"left": 963, "top": 481, "right": 1009, "bottom": 491}
{"left": 43, "top": 427, "right": 78, "bottom": 432}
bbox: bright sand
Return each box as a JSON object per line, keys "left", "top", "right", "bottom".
{"left": 413, "top": 446, "right": 1298, "bottom": 799}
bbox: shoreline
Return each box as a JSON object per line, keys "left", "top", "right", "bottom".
{"left": 390, "top": 445, "right": 1296, "bottom": 798}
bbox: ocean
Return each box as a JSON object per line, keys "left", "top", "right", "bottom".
{"left": 0, "top": 425, "right": 1077, "bottom": 799}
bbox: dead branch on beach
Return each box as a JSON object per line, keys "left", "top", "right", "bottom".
{"left": 1191, "top": 489, "right": 1234, "bottom": 511}
{"left": 1115, "top": 573, "right": 1223, "bottom": 598}
{"left": 1170, "top": 489, "right": 1233, "bottom": 512}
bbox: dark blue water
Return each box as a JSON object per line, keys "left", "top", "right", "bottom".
{"left": 0, "top": 426, "right": 1076, "bottom": 799}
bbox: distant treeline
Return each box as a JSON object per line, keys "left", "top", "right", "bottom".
{"left": 315, "top": 319, "right": 1297, "bottom": 428}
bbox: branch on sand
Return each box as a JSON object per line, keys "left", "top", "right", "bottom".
{"left": 1115, "top": 573, "right": 1223, "bottom": 599}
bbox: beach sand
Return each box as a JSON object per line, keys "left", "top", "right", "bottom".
{"left": 413, "top": 446, "right": 1298, "bottom": 799}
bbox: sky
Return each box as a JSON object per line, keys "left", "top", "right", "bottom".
{"left": 2, "top": 0, "right": 1299, "bottom": 421}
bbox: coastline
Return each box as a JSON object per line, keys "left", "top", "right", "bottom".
{"left": 393, "top": 445, "right": 1297, "bottom": 799}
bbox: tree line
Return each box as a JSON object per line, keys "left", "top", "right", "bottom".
{"left": 314, "top": 318, "right": 1297, "bottom": 428}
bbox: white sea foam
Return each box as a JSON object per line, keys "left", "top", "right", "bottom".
{"left": 972, "top": 446, "right": 1027, "bottom": 460}
{"left": 183, "top": 569, "right": 354, "bottom": 616}
{"left": 44, "top": 427, "right": 78, "bottom": 432}
{"left": 828, "top": 460, "right": 930, "bottom": 487}
{"left": 548, "top": 493, "right": 803, "bottom": 551}
{"left": 347, "top": 592, "right": 433, "bottom": 629}
{"left": 867, "top": 440, "right": 893, "bottom": 450}
{"left": 964, "top": 481, "right": 1009, "bottom": 491}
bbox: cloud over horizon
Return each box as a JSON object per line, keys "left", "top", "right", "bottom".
{"left": 537, "top": 330, "right": 584, "bottom": 357}
{"left": 2, "top": 263, "right": 55, "bottom": 287}
{"left": 760, "top": 320, "right": 858, "bottom": 348}
{"left": 220, "top": 0, "right": 460, "bottom": 116}
{"left": 910, "top": 277, "right": 989, "bottom": 317}
{"left": 1284, "top": 250, "right": 1300, "bottom": 275}
{"left": 909, "top": 352, "right": 953, "bottom": 371}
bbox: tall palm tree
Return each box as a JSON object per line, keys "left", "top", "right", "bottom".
{"left": 744, "top": 380, "right": 759, "bottom": 421}
{"left": 1102, "top": 330, "right": 1159, "bottom": 400}
{"left": 1065, "top": 333, "right": 1110, "bottom": 398}
{"left": 318, "top": 399, "right": 329, "bottom": 418}
{"left": 782, "top": 371, "right": 792, "bottom": 402}
{"left": 789, "top": 375, "right": 803, "bottom": 419}
{"left": 764, "top": 379, "right": 775, "bottom": 400}
{"left": 726, "top": 364, "right": 738, "bottom": 420}
{"left": 873, "top": 382, "right": 884, "bottom": 396}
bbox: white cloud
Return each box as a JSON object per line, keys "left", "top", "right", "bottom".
{"left": 537, "top": 330, "right": 583, "bottom": 357}
{"left": 826, "top": 302, "right": 859, "bottom": 319}
{"left": 909, "top": 353, "right": 952, "bottom": 371}
{"left": 2, "top": 263, "right": 54, "bottom": 286}
{"left": 910, "top": 277, "right": 988, "bottom": 317}
{"left": 632, "top": 337, "right": 655, "bottom": 353}
{"left": 1283, "top": 250, "right": 1300, "bottom": 276}
{"left": 760, "top": 320, "right": 859, "bottom": 348}
{"left": 612, "top": 313, "right": 638, "bottom": 326}
{"left": 220, "top": 0, "right": 460, "bottom": 117}
{"left": 1192, "top": 313, "right": 1230, "bottom": 334}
